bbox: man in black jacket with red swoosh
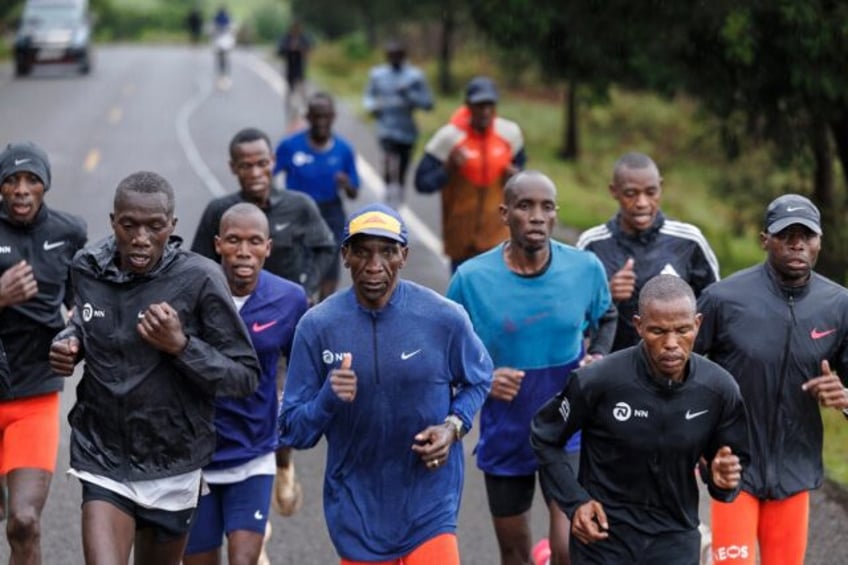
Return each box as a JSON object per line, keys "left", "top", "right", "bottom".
{"left": 695, "top": 194, "right": 848, "bottom": 565}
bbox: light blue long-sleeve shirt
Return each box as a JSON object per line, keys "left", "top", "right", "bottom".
{"left": 363, "top": 63, "right": 433, "bottom": 145}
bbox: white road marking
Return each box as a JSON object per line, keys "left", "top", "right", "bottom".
{"left": 175, "top": 76, "right": 227, "bottom": 197}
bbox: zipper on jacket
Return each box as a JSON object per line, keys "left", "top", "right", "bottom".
{"left": 766, "top": 293, "right": 796, "bottom": 494}
{"left": 371, "top": 314, "right": 380, "bottom": 385}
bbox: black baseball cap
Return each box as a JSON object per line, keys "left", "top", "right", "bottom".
{"left": 764, "top": 194, "right": 822, "bottom": 235}
{"left": 0, "top": 141, "right": 52, "bottom": 191}
{"left": 465, "top": 76, "right": 498, "bottom": 105}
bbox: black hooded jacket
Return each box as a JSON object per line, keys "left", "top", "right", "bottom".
{"left": 57, "top": 236, "right": 259, "bottom": 481}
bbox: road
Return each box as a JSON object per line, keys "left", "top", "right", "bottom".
{"left": 1, "top": 45, "right": 848, "bottom": 564}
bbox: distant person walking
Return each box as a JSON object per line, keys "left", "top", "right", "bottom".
{"left": 415, "top": 76, "right": 525, "bottom": 271}
{"left": 277, "top": 20, "right": 312, "bottom": 123}
{"left": 363, "top": 40, "right": 433, "bottom": 209}
{"left": 0, "top": 141, "right": 87, "bottom": 564}
{"left": 186, "top": 6, "right": 203, "bottom": 45}
{"left": 576, "top": 152, "right": 720, "bottom": 352}
{"left": 212, "top": 5, "right": 235, "bottom": 89}
{"left": 274, "top": 92, "right": 359, "bottom": 300}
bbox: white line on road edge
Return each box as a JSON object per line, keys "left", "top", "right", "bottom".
{"left": 175, "top": 77, "right": 228, "bottom": 197}
{"left": 244, "top": 52, "right": 447, "bottom": 264}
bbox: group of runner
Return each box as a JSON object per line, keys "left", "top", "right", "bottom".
{"left": 2, "top": 39, "right": 848, "bottom": 565}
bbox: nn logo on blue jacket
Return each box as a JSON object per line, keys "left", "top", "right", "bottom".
{"left": 322, "top": 350, "right": 347, "bottom": 365}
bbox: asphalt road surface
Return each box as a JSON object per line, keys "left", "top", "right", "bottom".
{"left": 2, "top": 45, "right": 848, "bottom": 564}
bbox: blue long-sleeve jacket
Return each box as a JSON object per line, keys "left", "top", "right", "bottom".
{"left": 363, "top": 63, "right": 433, "bottom": 145}
{"left": 279, "top": 280, "right": 492, "bottom": 561}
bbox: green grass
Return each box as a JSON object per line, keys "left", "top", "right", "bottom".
{"left": 823, "top": 409, "right": 848, "bottom": 484}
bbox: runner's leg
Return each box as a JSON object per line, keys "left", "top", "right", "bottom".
{"left": 757, "top": 492, "right": 809, "bottom": 565}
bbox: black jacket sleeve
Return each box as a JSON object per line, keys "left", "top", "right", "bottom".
{"left": 702, "top": 379, "right": 751, "bottom": 502}
{"left": 191, "top": 203, "right": 222, "bottom": 261}
{"left": 588, "top": 302, "right": 618, "bottom": 356}
{"left": 298, "top": 201, "right": 337, "bottom": 297}
{"left": 531, "top": 374, "right": 592, "bottom": 518}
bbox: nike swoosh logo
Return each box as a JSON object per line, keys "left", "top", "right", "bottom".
{"left": 275, "top": 222, "right": 291, "bottom": 232}
{"left": 685, "top": 409, "right": 709, "bottom": 420}
{"left": 252, "top": 320, "right": 278, "bottom": 333}
{"left": 254, "top": 510, "right": 264, "bottom": 520}
{"left": 401, "top": 349, "right": 422, "bottom": 360}
{"left": 14, "top": 158, "right": 31, "bottom": 166}
{"left": 786, "top": 206, "right": 806, "bottom": 212}
{"left": 43, "top": 240, "right": 66, "bottom": 251}
{"left": 811, "top": 328, "right": 837, "bottom": 340}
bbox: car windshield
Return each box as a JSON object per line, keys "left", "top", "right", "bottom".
{"left": 23, "top": 4, "right": 82, "bottom": 28}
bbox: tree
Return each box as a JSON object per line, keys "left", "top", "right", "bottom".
{"left": 675, "top": 1, "right": 848, "bottom": 280}
{"left": 468, "top": 0, "right": 677, "bottom": 160}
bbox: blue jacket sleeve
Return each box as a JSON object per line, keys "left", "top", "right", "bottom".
{"left": 278, "top": 318, "right": 346, "bottom": 448}
{"left": 414, "top": 153, "right": 449, "bottom": 194}
{"left": 405, "top": 73, "right": 434, "bottom": 111}
{"left": 446, "top": 305, "right": 492, "bottom": 431}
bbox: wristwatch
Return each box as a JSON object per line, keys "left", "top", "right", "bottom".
{"left": 444, "top": 414, "right": 465, "bottom": 441}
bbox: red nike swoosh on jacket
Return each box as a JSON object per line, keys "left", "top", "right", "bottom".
{"left": 810, "top": 328, "right": 837, "bottom": 340}
{"left": 252, "top": 320, "right": 278, "bottom": 333}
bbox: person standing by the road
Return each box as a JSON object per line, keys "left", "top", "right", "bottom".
{"left": 185, "top": 6, "right": 203, "bottom": 46}
{"left": 212, "top": 5, "right": 235, "bottom": 89}
{"left": 533, "top": 275, "right": 750, "bottom": 564}
{"left": 183, "top": 203, "right": 308, "bottom": 565}
{"left": 48, "top": 171, "right": 259, "bottom": 565}
{"left": 363, "top": 40, "right": 434, "bottom": 208}
{"left": 695, "top": 194, "right": 848, "bottom": 565}
{"left": 0, "top": 141, "right": 87, "bottom": 564}
{"left": 447, "top": 171, "right": 616, "bottom": 565}
{"left": 276, "top": 20, "right": 312, "bottom": 123}
{"left": 575, "top": 152, "right": 719, "bottom": 352}
{"left": 279, "top": 203, "right": 493, "bottom": 564}
{"left": 192, "top": 127, "right": 336, "bottom": 303}
{"left": 414, "top": 76, "right": 525, "bottom": 271}
{"left": 274, "top": 92, "right": 360, "bottom": 301}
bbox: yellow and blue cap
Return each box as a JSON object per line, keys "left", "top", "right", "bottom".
{"left": 342, "top": 203, "right": 408, "bottom": 246}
